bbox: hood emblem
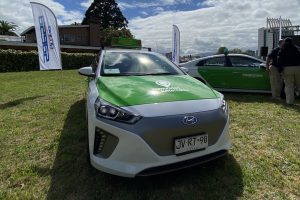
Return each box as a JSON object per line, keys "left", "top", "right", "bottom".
{"left": 156, "top": 80, "right": 171, "bottom": 88}
{"left": 182, "top": 116, "right": 197, "bottom": 125}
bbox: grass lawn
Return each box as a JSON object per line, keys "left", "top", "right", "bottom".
{"left": 0, "top": 70, "right": 299, "bottom": 200}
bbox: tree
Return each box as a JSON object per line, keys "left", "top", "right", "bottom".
{"left": 0, "top": 20, "right": 18, "bottom": 36}
{"left": 229, "top": 48, "right": 242, "bottom": 54}
{"left": 100, "top": 27, "right": 133, "bottom": 46}
{"left": 217, "top": 47, "right": 229, "bottom": 54}
{"left": 82, "top": 0, "right": 128, "bottom": 29}
{"left": 244, "top": 49, "right": 255, "bottom": 56}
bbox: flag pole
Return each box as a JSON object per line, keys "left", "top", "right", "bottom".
{"left": 55, "top": 12, "right": 63, "bottom": 93}
{"left": 279, "top": 16, "right": 282, "bottom": 40}
{"left": 48, "top": 2, "right": 63, "bottom": 93}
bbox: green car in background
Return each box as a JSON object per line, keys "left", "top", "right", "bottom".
{"left": 182, "top": 54, "right": 270, "bottom": 93}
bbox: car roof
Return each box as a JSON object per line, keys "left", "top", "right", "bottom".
{"left": 104, "top": 48, "right": 153, "bottom": 54}
{"left": 182, "top": 54, "right": 264, "bottom": 65}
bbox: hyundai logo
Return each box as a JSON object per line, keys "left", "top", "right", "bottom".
{"left": 182, "top": 116, "right": 197, "bottom": 125}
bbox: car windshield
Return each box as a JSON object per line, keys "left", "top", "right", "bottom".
{"left": 100, "top": 52, "right": 184, "bottom": 76}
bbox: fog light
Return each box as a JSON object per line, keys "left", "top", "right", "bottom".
{"left": 94, "top": 127, "right": 107, "bottom": 154}
{"left": 92, "top": 127, "right": 119, "bottom": 158}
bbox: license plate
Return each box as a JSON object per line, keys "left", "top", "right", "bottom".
{"left": 174, "top": 134, "right": 208, "bottom": 155}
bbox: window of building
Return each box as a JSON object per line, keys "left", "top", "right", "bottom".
{"left": 62, "top": 34, "right": 82, "bottom": 42}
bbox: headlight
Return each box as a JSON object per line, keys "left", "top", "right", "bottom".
{"left": 219, "top": 94, "right": 228, "bottom": 115}
{"left": 94, "top": 98, "right": 142, "bottom": 124}
{"left": 221, "top": 99, "right": 228, "bottom": 114}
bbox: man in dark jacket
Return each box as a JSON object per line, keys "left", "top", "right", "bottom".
{"left": 278, "top": 38, "right": 300, "bottom": 105}
{"left": 266, "top": 39, "right": 284, "bottom": 99}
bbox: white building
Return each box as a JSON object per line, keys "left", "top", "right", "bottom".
{"left": 258, "top": 18, "right": 300, "bottom": 58}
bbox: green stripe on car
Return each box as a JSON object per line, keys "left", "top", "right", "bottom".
{"left": 97, "top": 75, "right": 218, "bottom": 106}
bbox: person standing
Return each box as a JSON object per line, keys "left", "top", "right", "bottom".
{"left": 278, "top": 37, "right": 300, "bottom": 105}
{"left": 266, "top": 39, "right": 284, "bottom": 99}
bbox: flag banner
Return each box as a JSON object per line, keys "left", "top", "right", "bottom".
{"left": 172, "top": 25, "right": 180, "bottom": 65}
{"left": 31, "top": 2, "right": 62, "bottom": 70}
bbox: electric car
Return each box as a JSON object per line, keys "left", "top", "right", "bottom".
{"left": 78, "top": 39, "right": 230, "bottom": 177}
{"left": 181, "top": 54, "right": 270, "bottom": 93}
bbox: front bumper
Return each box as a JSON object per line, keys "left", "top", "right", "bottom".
{"left": 88, "top": 114, "right": 230, "bottom": 178}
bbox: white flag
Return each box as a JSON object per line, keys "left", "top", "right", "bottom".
{"left": 31, "top": 2, "right": 62, "bottom": 70}
{"left": 172, "top": 25, "right": 180, "bottom": 65}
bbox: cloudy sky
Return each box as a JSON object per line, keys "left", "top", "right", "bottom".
{"left": 0, "top": 0, "right": 300, "bottom": 54}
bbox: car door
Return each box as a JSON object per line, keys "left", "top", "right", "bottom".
{"left": 197, "top": 56, "right": 233, "bottom": 88}
{"left": 228, "top": 56, "right": 270, "bottom": 90}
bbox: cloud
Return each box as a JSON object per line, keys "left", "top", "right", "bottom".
{"left": 159, "top": 0, "right": 193, "bottom": 5}
{"left": 141, "top": 11, "right": 149, "bottom": 16}
{"left": 118, "top": 0, "right": 193, "bottom": 10}
{"left": 118, "top": 2, "right": 161, "bottom": 10}
{"left": 0, "top": 0, "right": 83, "bottom": 34}
{"left": 154, "top": 7, "right": 165, "bottom": 14}
{"left": 129, "top": 0, "right": 300, "bottom": 54}
{"left": 80, "top": 0, "right": 93, "bottom": 9}
{"left": 0, "top": 0, "right": 299, "bottom": 54}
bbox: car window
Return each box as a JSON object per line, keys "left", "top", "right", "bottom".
{"left": 100, "top": 52, "right": 184, "bottom": 76}
{"left": 230, "top": 56, "right": 262, "bottom": 67}
{"left": 197, "top": 56, "right": 225, "bottom": 67}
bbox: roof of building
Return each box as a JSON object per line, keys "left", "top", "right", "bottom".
{"left": 267, "top": 18, "right": 293, "bottom": 29}
{"left": 21, "top": 25, "right": 90, "bottom": 36}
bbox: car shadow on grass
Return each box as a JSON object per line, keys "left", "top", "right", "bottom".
{"left": 46, "top": 99, "right": 244, "bottom": 200}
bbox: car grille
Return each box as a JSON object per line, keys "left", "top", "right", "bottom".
{"left": 139, "top": 109, "right": 227, "bottom": 156}
{"left": 98, "top": 109, "right": 227, "bottom": 156}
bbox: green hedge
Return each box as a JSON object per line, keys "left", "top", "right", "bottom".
{"left": 0, "top": 49, "right": 96, "bottom": 72}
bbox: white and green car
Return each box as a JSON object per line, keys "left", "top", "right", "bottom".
{"left": 78, "top": 41, "right": 230, "bottom": 177}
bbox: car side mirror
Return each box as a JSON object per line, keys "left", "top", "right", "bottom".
{"left": 180, "top": 66, "right": 189, "bottom": 73}
{"left": 78, "top": 66, "right": 95, "bottom": 77}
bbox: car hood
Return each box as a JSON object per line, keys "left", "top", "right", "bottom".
{"left": 96, "top": 75, "right": 219, "bottom": 107}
